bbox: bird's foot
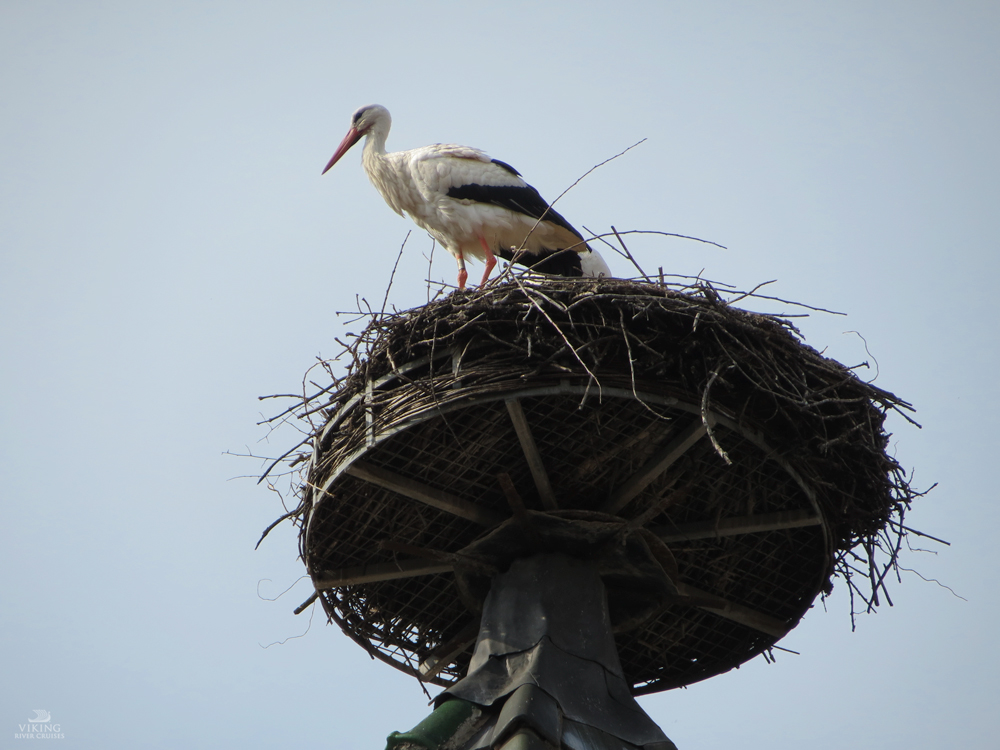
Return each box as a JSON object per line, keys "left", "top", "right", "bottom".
{"left": 457, "top": 268, "right": 468, "bottom": 290}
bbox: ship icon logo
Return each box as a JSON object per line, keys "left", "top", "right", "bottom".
{"left": 29, "top": 710, "right": 51, "bottom": 723}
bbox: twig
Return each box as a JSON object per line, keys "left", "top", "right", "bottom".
{"left": 886, "top": 519, "right": 950, "bottom": 546}
{"left": 494, "top": 139, "right": 649, "bottom": 278}
{"left": 726, "top": 280, "right": 777, "bottom": 305}
{"left": 294, "top": 592, "right": 319, "bottom": 615}
{"left": 611, "top": 225, "right": 652, "bottom": 282}
{"left": 255, "top": 506, "right": 304, "bottom": 548}
{"left": 549, "top": 139, "right": 647, "bottom": 210}
{"left": 380, "top": 231, "right": 410, "bottom": 318}
{"left": 426, "top": 238, "right": 436, "bottom": 303}
{"left": 591, "top": 229, "right": 727, "bottom": 250}
{"left": 701, "top": 366, "right": 733, "bottom": 465}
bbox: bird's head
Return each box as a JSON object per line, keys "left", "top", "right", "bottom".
{"left": 322, "top": 104, "right": 391, "bottom": 174}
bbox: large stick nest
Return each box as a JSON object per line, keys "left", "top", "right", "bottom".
{"left": 263, "top": 277, "right": 925, "bottom": 693}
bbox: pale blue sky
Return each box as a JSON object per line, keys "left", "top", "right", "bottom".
{"left": 2, "top": 2, "right": 997, "bottom": 748}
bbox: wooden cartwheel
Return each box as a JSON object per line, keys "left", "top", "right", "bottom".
{"left": 281, "top": 279, "right": 918, "bottom": 695}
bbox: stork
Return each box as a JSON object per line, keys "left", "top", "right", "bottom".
{"left": 322, "top": 104, "right": 611, "bottom": 289}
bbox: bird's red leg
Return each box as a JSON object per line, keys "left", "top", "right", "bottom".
{"left": 478, "top": 236, "right": 496, "bottom": 286}
{"left": 456, "top": 252, "right": 468, "bottom": 290}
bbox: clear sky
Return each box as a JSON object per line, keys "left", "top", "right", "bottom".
{"left": 2, "top": 2, "right": 997, "bottom": 748}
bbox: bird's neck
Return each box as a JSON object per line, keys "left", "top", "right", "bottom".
{"left": 361, "top": 126, "right": 406, "bottom": 217}
{"left": 361, "top": 127, "right": 392, "bottom": 184}
{"left": 361, "top": 125, "right": 388, "bottom": 166}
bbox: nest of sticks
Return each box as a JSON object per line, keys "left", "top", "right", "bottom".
{"left": 261, "top": 276, "right": 925, "bottom": 693}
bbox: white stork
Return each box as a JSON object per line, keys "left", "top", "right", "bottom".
{"left": 322, "top": 104, "right": 611, "bottom": 289}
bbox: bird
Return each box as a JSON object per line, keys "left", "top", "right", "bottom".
{"left": 322, "top": 104, "right": 611, "bottom": 290}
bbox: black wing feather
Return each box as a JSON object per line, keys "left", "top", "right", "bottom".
{"left": 495, "top": 247, "right": 583, "bottom": 276}
{"left": 446, "top": 183, "right": 585, "bottom": 240}
{"left": 490, "top": 159, "right": 522, "bottom": 177}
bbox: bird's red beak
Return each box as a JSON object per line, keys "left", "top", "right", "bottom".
{"left": 322, "top": 127, "right": 363, "bottom": 174}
